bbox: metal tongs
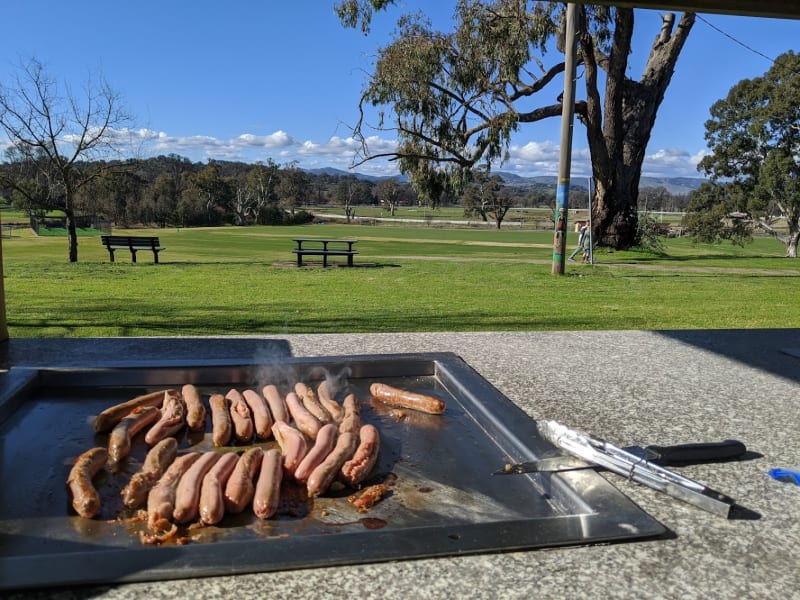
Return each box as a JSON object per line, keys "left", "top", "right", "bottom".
{"left": 537, "top": 419, "right": 737, "bottom": 518}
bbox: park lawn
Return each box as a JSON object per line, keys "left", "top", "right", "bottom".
{"left": 3, "top": 223, "right": 798, "bottom": 337}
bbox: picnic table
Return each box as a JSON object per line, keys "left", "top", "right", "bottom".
{"left": 292, "top": 238, "right": 358, "bottom": 267}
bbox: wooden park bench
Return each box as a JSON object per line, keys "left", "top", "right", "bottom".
{"left": 100, "top": 235, "right": 165, "bottom": 263}
{"left": 292, "top": 238, "right": 358, "bottom": 267}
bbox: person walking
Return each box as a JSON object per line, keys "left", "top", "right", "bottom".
{"left": 581, "top": 224, "right": 593, "bottom": 264}
{"left": 568, "top": 223, "right": 587, "bottom": 262}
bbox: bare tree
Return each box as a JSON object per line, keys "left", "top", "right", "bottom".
{"left": 0, "top": 58, "right": 133, "bottom": 262}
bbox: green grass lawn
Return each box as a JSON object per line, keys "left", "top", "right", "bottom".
{"left": 3, "top": 223, "right": 798, "bottom": 337}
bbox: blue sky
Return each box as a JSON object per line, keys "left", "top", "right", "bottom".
{"left": 1, "top": 1, "right": 798, "bottom": 179}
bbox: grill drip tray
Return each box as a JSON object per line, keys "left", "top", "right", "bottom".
{"left": 0, "top": 353, "right": 665, "bottom": 590}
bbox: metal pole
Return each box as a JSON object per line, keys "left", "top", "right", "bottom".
{"left": 588, "top": 176, "right": 594, "bottom": 265}
{"left": 551, "top": 3, "right": 578, "bottom": 275}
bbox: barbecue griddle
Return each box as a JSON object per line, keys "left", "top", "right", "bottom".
{"left": 0, "top": 353, "right": 666, "bottom": 590}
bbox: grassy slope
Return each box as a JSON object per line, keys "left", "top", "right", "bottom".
{"left": 3, "top": 224, "right": 798, "bottom": 337}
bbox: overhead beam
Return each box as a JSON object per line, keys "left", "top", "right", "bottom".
{"left": 582, "top": 1, "right": 800, "bottom": 19}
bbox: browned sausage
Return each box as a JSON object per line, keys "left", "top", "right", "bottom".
{"left": 224, "top": 447, "right": 263, "bottom": 514}
{"left": 108, "top": 405, "right": 161, "bottom": 463}
{"left": 262, "top": 384, "right": 289, "bottom": 423}
{"left": 253, "top": 448, "right": 282, "bottom": 519}
{"left": 144, "top": 390, "right": 185, "bottom": 445}
{"left": 242, "top": 389, "right": 273, "bottom": 440}
{"left": 271, "top": 420, "right": 308, "bottom": 477}
{"left": 294, "top": 423, "right": 338, "bottom": 483}
{"left": 121, "top": 437, "right": 179, "bottom": 509}
{"left": 285, "top": 391, "right": 321, "bottom": 439}
{"left": 341, "top": 424, "right": 381, "bottom": 487}
{"left": 67, "top": 447, "right": 108, "bottom": 518}
{"left": 173, "top": 452, "right": 220, "bottom": 523}
{"left": 147, "top": 452, "right": 201, "bottom": 530}
{"left": 181, "top": 384, "right": 207, "bottom": 431}
{"left": 295, "top": 382, "right": 332, "bottom": 424}
{"left": 369, "top": 383, "right": 446, "bottom": 415}
{"left": 94, "top": 389, "right": 170, "bottom": 433}
{"left": 226, "top": 389, "right": 254, "bottom": 443}
{"left": 338, "top": 393, "right": 362, "bottom": 435}
{"left": 306, "top": 431, "right": 358, "bottom": 498}
{"left": 209, "top": 393, "right": 232, "bottom": 447}
{"left": 317, "top": 380, "right": 343, "bottom": 424}
{"left": 199, "top": 453, "right": 239, "bottom": 525}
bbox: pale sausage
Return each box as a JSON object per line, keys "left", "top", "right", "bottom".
{"left": 285, "top": 391, "right": 321, "bottom": 439}
{"left": 226, "top": 389, "right": 254, "bottom": 443}
{"left": 144, "top": 390, "right": 185, "bottom": 445}
{"left": 294, "top": 423, "right": 338, "bottom": 483}
{"left": 262, "top": 384, "right": 289, "bottom": 423}
{"left": 173, "top": 452, "right": 220, "bottom": 524}
{"left": 306, "top": 431, "right": 358, "bottom": 498}
{"left": 338, "top": 393, "right": 362, "bottom": 435}
{"left": 242, "top": 389, "right": 273, "bottom": 440}
{"left": 341, "top": 424, "right": 381, "bottom": 486}
{"left": 317, "top": 380, "right": 343, "bottom": 424}
{"left": 199, "top": 453, "right": 239, "bottom": 525}
{"left": 181, "top": 384, "right": 207, "bottom": 431}
{"left": 271, "top": 420, "right": 308, "bottom": 477}
{"left": 295, "top": 382, "right": 332, "bottom": 424}
{"left": 224, "top": 447, "right": 263, "bottom": 514}
{"left": 253, "top": 448, "right": 282, "bottom": 519}
{"left": 147, "top": 452, "right": 201, "bottom": 530}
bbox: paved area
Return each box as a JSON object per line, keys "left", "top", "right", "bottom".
{"left": 2, "top": 330, "right": 799, "bottom": 599}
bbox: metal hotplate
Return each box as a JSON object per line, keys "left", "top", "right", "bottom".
{"left": 0, "top": 353, "right": 665, "bottom": 590}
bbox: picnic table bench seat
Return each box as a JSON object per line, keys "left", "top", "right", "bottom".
{"left": 101, "top": 235, "right": 165, "bottom": 263}
{"left": 292, "top": 238, "right": 358, "bottom": 267}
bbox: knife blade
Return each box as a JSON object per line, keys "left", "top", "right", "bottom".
{"left": 494, "top": 439, "right": 747, "bottom": 475}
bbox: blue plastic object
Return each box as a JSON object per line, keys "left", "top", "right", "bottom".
{"left": 768, "top": 468, "right": 800, "bottom": 486}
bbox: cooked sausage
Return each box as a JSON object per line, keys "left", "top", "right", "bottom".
{"left": 262, "top": 384, "right": 289, "bottom": 423}
{"left": 144, "top": 390, "right": 185, "bottom": 445}
{"left": 242, "top": 389, "right": 273, "bottom": 440}
{"left": 224, "top": 447, "right": 264, "bottom": 514}
{"left": 199, "top": 453, "right": 239, "bottom": 525}
{"left": 121, "top": 437, "right": 179, "bottom": 509}
{"left": 181, "top": 384, "right": 207, "bottom": 431}
{"left": 294, "top": 423, "right": 338, "bottom": 483}
{"left": 306, "top": 431, "right": 358, "bottom": 498}
{"left": 253, "top": 448, "right": 283, "bottom": 519}
{"left": 341, "top": 424, "right": 381, "bottom": 486}
{"left": 67, "top": 447, "right": 108, "bottom": 518}
{"left": 271, "top": 420, "right": 308, "bottom": 477}
{"left": 94, "top": 389, "right": 170, "bottom": 433}
{"left": 108, "top": 405, "right": 161, "bottom": 463}
{"left": 226, "top": 389, "right": 254, "bottom": 443}
{"left": 285, "top": 391, "right": 321, "bottom": 439}
{"left": 209, "top": 393, "right": 232, "bottom": 447}
{"left": 173, "top": 452, "right": 220, "bottom": 524}
{"left": 295, "top": 382, "right": 332, "bottom": 424}
{"left": 147, "top": 452, "right": 201, "bottom": 530}
{"left": 369, "top": 383, "right": 446, "bottom": 415}
{"left": 317, "top": 380, "right": 343, "bottom": 424}
{"left": 338, "top": 393, "right": 362, "bottom": 435}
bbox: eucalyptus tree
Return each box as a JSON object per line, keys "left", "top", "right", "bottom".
{"left": 685, "top": 51, "right": 800, "bottom": 257}
{"left": 336, "top": 1, "right": 694, "bottom": 249}
{"left": 0, "top": 58, "right": 132, "bottom": 261}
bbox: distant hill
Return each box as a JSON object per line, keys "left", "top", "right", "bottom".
{"left": 305, "top": 167, "right": 704, "bottom": 195}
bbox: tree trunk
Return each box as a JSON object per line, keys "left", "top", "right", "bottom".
{"left": 65, "top": 206, "right": 78, "bottom": 263}
{"left": 787, "top": 231, "right": 799, "bottom": 258}
{"left": 580, "top": 9, "right": 695, "bottom": 249}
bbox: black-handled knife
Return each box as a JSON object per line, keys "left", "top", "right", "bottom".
{"left": 494, "top": 439, "right": 747, "bottom": 475}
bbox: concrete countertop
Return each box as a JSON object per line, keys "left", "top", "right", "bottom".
{"left": 3, "top": 330, "right": 800, "bottom": 599}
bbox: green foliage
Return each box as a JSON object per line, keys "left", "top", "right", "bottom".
{"left": 693, "top": 51, "right": 800, "bottom": 256}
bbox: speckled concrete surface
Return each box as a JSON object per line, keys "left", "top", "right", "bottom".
{"left": 2, "top": 330, "right": 799, "bottom": 599}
